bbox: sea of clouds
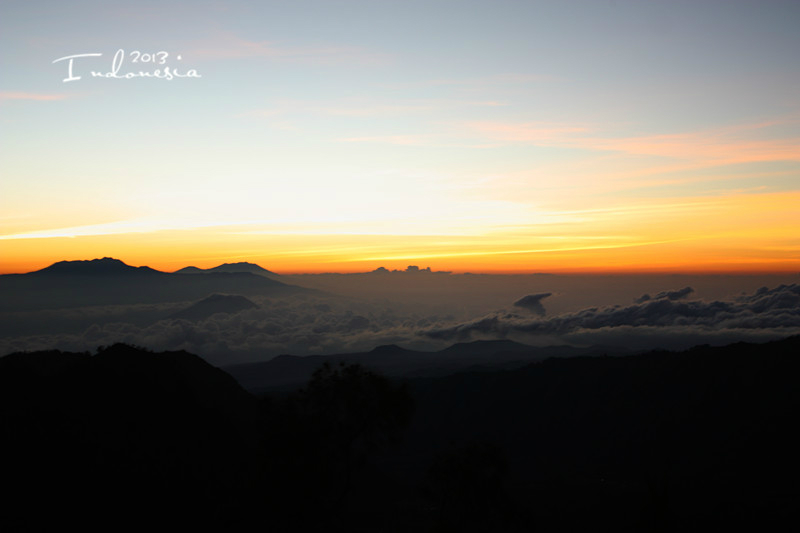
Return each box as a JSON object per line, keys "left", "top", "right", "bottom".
{"left": 2, "top": 284, "right": 799, "bottom": 365}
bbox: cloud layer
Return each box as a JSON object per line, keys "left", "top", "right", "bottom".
{"left": 513, "top": 293, "right": 552, "bottom": 316}
{"left": 424, "top": 284, "right": 800, "bottom": 351}
{"left": 2, "top": 284, "right": 799, "bottom": 364}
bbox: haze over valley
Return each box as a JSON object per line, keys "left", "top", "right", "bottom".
{"left": 3, "top": 258, "right": 798, "bottom": 370}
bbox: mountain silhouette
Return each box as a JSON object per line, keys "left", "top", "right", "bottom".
{"left": 175, "top": 262, "right": 278, "bottom": 276}
{"left": 368, "top": 344, "right": 416, "bottom": 356}
{"left": 33, "top": 256, "right": 162, "bottom": 276}
{"left": 437, "top": 339, "right": 540, "bottom": 357}
{"left": 170, "top": 294, "right": 259, "bottom": 321}
{"left": 0, "top": 257, "right": 311, "bottom": 312}
{"left": 174, "top": 265, "right": 205, "bottom": 273}
{"left": 401, "top": 335, "right": 800, "bottom": 531}
{"left": 2, "top": 336, "right": 798, "bottom": 531}
{"left": 224, "top": 339, "right": 609, "bottom": 394}
{"left": 0, "top": 343, "right": 258, "bottom": 530}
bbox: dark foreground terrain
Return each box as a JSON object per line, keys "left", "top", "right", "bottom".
{"left": 2, "top": 337, "right": 798, "bottom": 531}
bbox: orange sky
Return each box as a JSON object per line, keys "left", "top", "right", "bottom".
{"left": 2, "top": 190, "right": 798, "bottom": 275}
{"left": 2, "top": 2, "right": 799, "bottom": 276}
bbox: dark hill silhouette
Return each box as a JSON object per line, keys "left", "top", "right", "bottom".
{"left": 33, "top": 256, "right": 162, "bottom": 276}
{"left": 1, "top": 336, "right": 798, "bottom": 531}
{"left": 175, "top": 261, "right": 278, "bottom": 276}
{"left": 170, "top": 293, "right": 259, "bottom": 321}
{"left": 437, "top": 338, "right": 541, "bottom": 357}
{"left": 0, "top": 343, "right": 258, "bottom": 530}
{"left": 394, "top": 335, "right": 800, "bottom": 531}
{"left": 174, "top": 265, "right": 205, "bottom": 273}
{"left": 225, "top": 339, "right": 611, "bottom": 394}
{"left": 208, "top": 262, "right": 278, "bottom": 275}
{"left": 0, "top": 257, "right": 311, "bottom": 311}
{"left": 368, "top": 343, "right": 415, "bottom": 356}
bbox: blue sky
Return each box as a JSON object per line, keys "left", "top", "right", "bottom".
{"left": 1, "top": 0, "right": 799, "bottom": 272}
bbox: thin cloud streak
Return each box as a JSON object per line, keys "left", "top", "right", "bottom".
{"left": 349, "top": 238, "right": 694, "bottom": 263}
{"left": 377, "top": 72, "right": 559, "bottom": 90}
{"left": 186, "top": 31, "right": 386, "bottom": 65}
{"left": 0, "top": 218, "right": 264, "bottom": 241}
{"left": 0, "top": 92, "right": 69, "bottom": 101}
{"left": 466, "top": 119, "right": 800, "bottom": 165}
{"left": 337, "top": 134, "right": 434, "bottom": 146}
{"left": 238, "top": 99, "right": 508, "bottom": 120}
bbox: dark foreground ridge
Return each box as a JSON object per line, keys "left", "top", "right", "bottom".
{"left": 225, "top": 339, "right": 613, "bottom": 394}
{"left": 2, "top": 337, "right": 799, "bottom": 531}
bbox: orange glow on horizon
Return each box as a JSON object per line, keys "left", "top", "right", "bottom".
{"left": 2, "top": 249, "right": 798, "bottom": 277}
{"left": 2, "top": 191, "right": 798, "bottom": 276}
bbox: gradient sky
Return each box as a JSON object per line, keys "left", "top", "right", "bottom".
{"left": 1, "top": 0, "right": 799, "bottom": 273}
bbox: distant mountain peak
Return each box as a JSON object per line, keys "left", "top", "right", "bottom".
{"left": 174, "top": 266, "right": 204, "bottom": 274}
{"left": 170, "top": 293, "right": 259, "bottom": 321}
{"left": 175, "top": 262, "right": 277, "bottom": 276}
{"left": 209, "top": 262, "right": 276, "bottom": 275}
{"left": 220, "top": 262, "right": 259, "bottom": 267}
{"left": 34, "top": 257, "right": 161, "bottom": 275}
{"left": 438, "top": 339, "right": 534, "bottom": 356}
{"left": 197, "top": 293, "right": 258, "bottom": 306}
{"left": 369, "top": 344, "right": 411, "bottom": 356}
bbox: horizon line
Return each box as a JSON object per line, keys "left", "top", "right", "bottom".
{"left": 2, "top": 256, "right": 798, "bottom": 277}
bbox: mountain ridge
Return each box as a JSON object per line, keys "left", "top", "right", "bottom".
{"left": 224, "top": 339, "right": 617, "bottom": 394}
{"left": 170, "top": 294, "right": 259, "bottom": 321}
{"left": 33, "top": 257, "right": 163, "bottom": 276}
{"left": 175, "top": 262, "right": 277, "bottom": 276}
{"left": 3, "top": 336, "right": 798, "bottom": 530}
{"left": 0, "top": 257, "right": 311, "bottom": 312}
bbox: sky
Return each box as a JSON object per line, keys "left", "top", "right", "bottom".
{"left": 1, "top": 0, "right": 799, "bottom": 274}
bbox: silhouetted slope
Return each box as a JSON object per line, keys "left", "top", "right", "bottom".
{"left": 437, "top": 339, "right": 552, "bottom": 357}
{"left": 207, "top": 262, "right": 278, "bottom": 275}
{"left": 225, "top": 340, "right": 609, "bottom": 394}
{"left": 3, "top": 336, "right": 798, "bottom": 531}
{"left": 0, "top": 257, "right": 310, "bottom": 311}
{"left": 174, "top": 265, "right": 205, "bottom": 273}
{"left": 33, "top": 256, "right": 161, "bottom": 275}
{"left": 171, "top": 293, "right": 259, "bottom": 321}
{"left": 0, "top": 344, "right": 258, "bottom": 530}
{"left": 398, "top": 336, "right": 800, "bottom": 531}
{"left": 175, "top": 261, "right": 278, "bottom": 276}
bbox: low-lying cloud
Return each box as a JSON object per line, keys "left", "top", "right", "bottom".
{"left": 0, "top": 295, "right": 454, "bottom": 365}
{"left": 423, "top": 284, "right": 800, "bottom": 351}
{"left": 513, "top": 293, "right": 552, "bottom": 316}
{"left": 2, "top": 284, "right": 799, "bottom": 364}
{"left": 635, "top": 286, "right": 694, "bottom": 303}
